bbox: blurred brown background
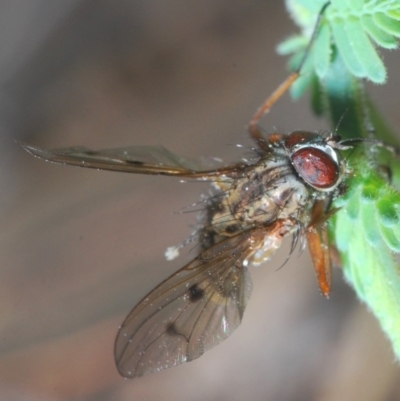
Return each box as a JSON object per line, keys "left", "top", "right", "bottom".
{"left": 1, "top": 1, "right": 400, "bottom": 400}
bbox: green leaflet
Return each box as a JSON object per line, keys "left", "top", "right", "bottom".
{"left": 313, "top": 22, "right": 331, "bottom": 77}
{"left": 280, "top": 0, "right": 400, "bottom": 83}
{"left": 362, "top": 14, "right": 398, "bottom": 49}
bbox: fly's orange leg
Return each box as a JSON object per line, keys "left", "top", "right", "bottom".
{"left": 248, "top": 2, "right": 330, "bottom": 151}
{"left": 306, "top": 200, "right": 340, "bottom": 298}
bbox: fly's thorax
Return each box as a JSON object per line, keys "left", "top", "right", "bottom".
{"left": 210, "top": 155, "right": 311, "bottom": 237}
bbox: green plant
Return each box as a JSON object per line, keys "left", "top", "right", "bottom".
{"left": 279, "top": 0, "right": 400, "bottom": 359}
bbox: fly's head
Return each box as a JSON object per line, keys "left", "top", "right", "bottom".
{"left": 284, "top": 131, "right": 347, "bottom": 195}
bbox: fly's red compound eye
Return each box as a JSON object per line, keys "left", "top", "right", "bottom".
{"left": 290, "top": 147, "right": 339, "bottom": 189}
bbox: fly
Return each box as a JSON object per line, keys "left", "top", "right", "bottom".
{"left": 18, "top": 3, "right": 395, "bottom": 379}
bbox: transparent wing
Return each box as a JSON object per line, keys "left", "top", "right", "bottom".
{"left": 19, "top": 142, "right": 248, "bottom": 179}
{"left": 114, "top": 231, "right": 257, "bottom": 379}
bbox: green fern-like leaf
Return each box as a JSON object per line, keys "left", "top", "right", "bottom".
{"left": 322, "top": 53, "right": 400, "bottom": 359}
{"left": 278, "top": 0, "right": 400, "bottom": 84}
{"left": 279, "top": 2, "right": 400, "bottom": 360}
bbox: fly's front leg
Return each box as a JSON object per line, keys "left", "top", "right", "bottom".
{"left": 249, "top": 72, "right": 300, "bottom": 151}
{"left": 248, "top": 2, "right": 330, "bottom": 151}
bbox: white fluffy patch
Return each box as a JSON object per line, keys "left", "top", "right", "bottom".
{"left": 165, "top": 246, "right": 180, "bottom": 261}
